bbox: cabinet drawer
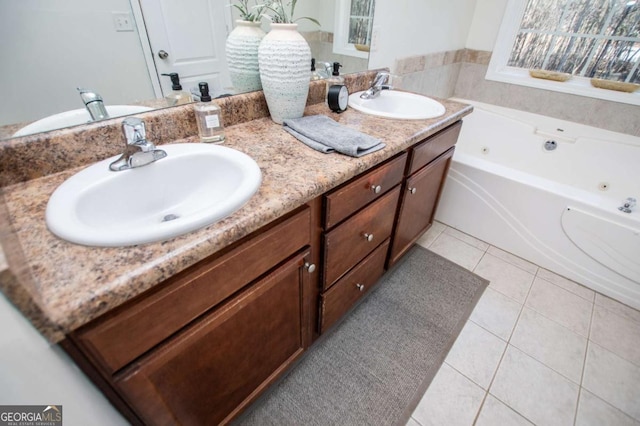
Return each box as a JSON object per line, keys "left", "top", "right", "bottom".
{"left": 408, "top": 121, "right": 461, "bottom": 175}
{"left": 76, "top": 207, "right": 311, "bottom": 374}
{"left": 324, "top": 153, "right": 407, "bottom": 229}
{"left": 323, "top": 186, "right": 400, "bottom": 287}
{"left": 320, "top": 239, "right": 389, "bottom": 333}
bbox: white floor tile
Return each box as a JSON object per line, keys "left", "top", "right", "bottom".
{"left": 475, "top": 394, "right": 533, "bottom": 426}
{"left": 486, "top": 246, "right": 538, "bottom": 275}
{"left": 406, "top": 417, "right": 422, "bottom": 426}
{"left": 474, "top": 254, "right": 534, "bottom": 304}
{"left": 444, "top": 321, "right": 507, "bottom": 389}
{"left": 412, "top": 363, "right": 485, "bottom": 426}
{"left": 537, "top": 268, "right": 595, "bottom": 302}
{"left": 443, "top": 227, "right": 490, "bottom": 251}
{"left": 428, "top": 233, "right": 484, "bottom": 271}
{"left": 583, "top": 342, "right": 640, "bottom": 421}
{"left": 590, "top": 305, "right": 640, "bottom": 367}
{"left": 510, "top": 307, "right": 587, "bottom": 384}
{"left": 470, "top": 287, "right": 522, "bottom": 341}
{"left": 415, "top": 221, "right": 447, "bottom": 249}
{"left": 525, "top": 277, "right": 593, "bottom": 337}
{"left": 490, "top": 346, "right": 580, "bottom": 426}
{"left": 595, "top": 293, "right": 640, "bottom": 325}
{"left": 576, "top": 389, "right": 640, "bottom": 426}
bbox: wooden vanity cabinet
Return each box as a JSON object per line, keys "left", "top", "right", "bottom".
{"left": 388, "top": 122, "right": 461, "bottom": 267}
{"left": 61, "top": 120, "right": 463, "bottom": 424}
{"left": 64, "top": 206, "right": 318, "bottom": 425}
{"left": 115, "top": 250, "right": 310, "bottom": 425}
{"left": 319, "top": 154, "right": 406, "bottom": 333}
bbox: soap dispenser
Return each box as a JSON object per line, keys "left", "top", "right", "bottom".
{"left": 193, "top": 82, "right": 225, "bottom": 143}
{"left": 326, "top": 62, "right": 344, "bottom": 87}
{"left": 161, "top": 73, "right": 192, "bottom": 106}
{"left": 326, "top": 62, "right": 344, "bottom": 105}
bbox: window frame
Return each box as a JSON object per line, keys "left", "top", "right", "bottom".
{"left": 333, "top": 0, "right": 374, "bottom": 59}
{"left": 486, "top": 0, "right": 640, "bottom": 106}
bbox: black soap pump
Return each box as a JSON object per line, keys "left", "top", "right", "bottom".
{"left": 161, "top": 73, "right": 191, "bottom": 106}
{"left": 326, "top": 62, "right": 344, "bottom": 105}
{"left": 193, "top": 82, "right": 225, "bottom": 143}
{"left": 327, "top": 62, "right": 344, "bottom": 87}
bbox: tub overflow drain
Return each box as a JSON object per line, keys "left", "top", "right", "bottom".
{"left": 162, "top": 214, "right": 180, "bottom": 222}
{"left": 544, "top": 140, "right": 557, "bottom": 151}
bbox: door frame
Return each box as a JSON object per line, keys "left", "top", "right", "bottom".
{"left": 129, "top": 0, "right": 234, "bottom": 99}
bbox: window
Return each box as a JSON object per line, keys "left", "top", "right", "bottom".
{"left": 487, "top": 0, "right": 640, "bottom": 105}
{"left": 333, "top": 0, "right": 376, "bottom": 59}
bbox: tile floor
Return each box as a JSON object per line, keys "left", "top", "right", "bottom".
{"left": 408, "top": 221, "right": 640, "bottom": 426}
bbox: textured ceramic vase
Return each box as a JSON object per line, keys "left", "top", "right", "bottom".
{"left": 258, "top": 23, "right": 312, "bottom": 124}
{"left": 226, "top": 20, "right": 266, "bottom": 93}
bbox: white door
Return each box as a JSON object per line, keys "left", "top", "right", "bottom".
{"left": 138, "top": 0, "right": 232, "bottom": 98}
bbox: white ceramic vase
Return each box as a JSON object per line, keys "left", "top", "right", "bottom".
{"left": 258, "top": 23, "right": 312, "bottom": 124}
{"left": 226, "top": 20, "right": 266, "bottom": 93}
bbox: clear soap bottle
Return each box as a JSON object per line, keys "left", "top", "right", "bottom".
{"left": 194, "top": 82, "right": 225, "bottom": 143}
{"left": 161, "top": 73, "right": 192, "bottom": 106}
{"left": 326, "top": 62, "right": 344, "bottom": 103}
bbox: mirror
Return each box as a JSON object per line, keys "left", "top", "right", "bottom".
{"left": 0, "top": 0, "right": 372, "bottom": 140}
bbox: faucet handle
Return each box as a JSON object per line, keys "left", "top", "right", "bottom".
{"left": 623, "top": 197, "right": 637, "bottom": 208}
{"left": 122, "top": 117, "right": 146, "bottom": 145}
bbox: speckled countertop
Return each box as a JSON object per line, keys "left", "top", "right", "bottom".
{"left": 0, "top": 87, "right": 471, "bottom": 342}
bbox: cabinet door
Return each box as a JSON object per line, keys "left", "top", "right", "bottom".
{"left": 389, "top": 148, "right": 454, "bottom": 267}
{"left": 115, "top": 250, "right": 311, "bottom": 426}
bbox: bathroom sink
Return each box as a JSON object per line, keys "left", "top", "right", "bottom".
{"left": 13, "top": 105, "right": 153, "bottom": 137}
{"left": 46, "top": 143, "right": 262, "bottom": 247}
{"left": 348, "top": 91, "right": 446, "bottom": 120}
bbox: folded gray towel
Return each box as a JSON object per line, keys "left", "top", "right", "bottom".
{"left": 283, "top": 115, "right": 385, "bottom": 157}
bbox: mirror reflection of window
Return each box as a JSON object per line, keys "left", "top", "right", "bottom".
{"left": 348, "top": 0, "right": 375, "bottom": 50}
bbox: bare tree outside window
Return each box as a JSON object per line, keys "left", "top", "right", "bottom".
{"left": 347, "top": 0, "right": 375, "bottom": 46}
{"left": 508, "top": 0, "right": 640, "bottom": 83}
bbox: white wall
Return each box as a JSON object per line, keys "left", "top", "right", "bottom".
{"left": 369, "top": 0, "right": 478, "bottom": 70}
{"left": 0, "top": 0, "right": 154, "bottom": 126}
{"left": 465, "top": 0, "right": 508, "bottom": 51}
{"left": 0, "top": 293, "right": 126, "bottom": 424}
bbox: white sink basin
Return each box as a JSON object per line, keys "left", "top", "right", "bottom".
{"left": 13, "top": 105, "right": 153, "bottom": 137}
{"left": 348, "top": 91, "right": 445, "bottom": 120}
{"left": 46, "top": 143, "right": 262, "bottom": 247}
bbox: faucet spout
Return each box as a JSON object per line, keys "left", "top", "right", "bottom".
{"left": 78, "top": 88, "right": 110, "bottom": 121}
{"left": 109, "top": 117, "right": 167, "bottom": 171}
{"left": 360, "top": 72, "right": 393, "bottom": 99}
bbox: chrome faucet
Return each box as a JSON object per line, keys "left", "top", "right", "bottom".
{"left": 618, "top": 197, "right": 636, "bottom": 213}
{"left": 360, "top": 72, "right": 393, "bottom": 99}
{"left": 77, "top": 88, "right": 109, "bottom": 121}
{"left": 109, "top": 118, "right": 167, "bottom": 171}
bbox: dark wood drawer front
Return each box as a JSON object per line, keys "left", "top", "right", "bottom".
{"left": 324, "top": 153, "right": 407, "bottom": 228}
{"left": 116, "top": 251, "right": 308, "bottom": 426}
{"left": 390, "top": 148, "right": 454, "bottom": 266}
{"left": 76, "top": 207, "right": 311, "bottom": 374}
{"left": 324, "top": 186, "right": 400, "bottom": 287}
{"left": 320, "top": 239, "right": 389, "bottom": 333}
{"left": 408, "top": 121, "right": 461, "bottom": 175}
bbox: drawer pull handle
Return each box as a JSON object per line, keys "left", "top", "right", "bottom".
{"left": 371, "top": 185, "right": 382, "bottom": 194}
{"left": 364, "top": 233, "right": 374, "bottom": 242}
{"left": 356, "top": 283, "right": 365, "bottom": 292}
{"left": 304, "top": 262, "right": 316, "bottom": 273}
{"left": 408, "top": 187, "right": 417, "bottom": 194}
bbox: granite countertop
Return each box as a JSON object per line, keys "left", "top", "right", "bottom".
{"left": 1, "top": 99, "right": 472, "bottom": 342}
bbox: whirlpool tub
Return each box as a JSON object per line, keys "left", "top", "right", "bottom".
{"left": 435, "top": 99, "right": 640, "bottom": 309}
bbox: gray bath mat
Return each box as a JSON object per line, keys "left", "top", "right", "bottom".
{"left": 236, "top": 245, "right": 488, "bottom": 425}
